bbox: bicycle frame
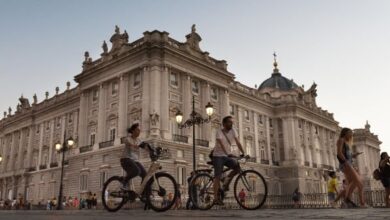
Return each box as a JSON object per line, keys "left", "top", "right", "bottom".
{"left": 134, "top": 161, "right": 162, "bottom": 196}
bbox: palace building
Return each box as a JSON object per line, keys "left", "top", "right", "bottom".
{"left": 0, "top": 25, "right": 382, "bottom": 203}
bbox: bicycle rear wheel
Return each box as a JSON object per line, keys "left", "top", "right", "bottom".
{"left": 234, "top": 170, "right": 267, "bottom": 210}
{"left": 101, "top": 176, "right": 127, "bottom": 212}
{"left": 190, "top": 172, "right": 215, "bottom": 210}
{"left": 145, "top": 172, "right": 178, "bottom": 212}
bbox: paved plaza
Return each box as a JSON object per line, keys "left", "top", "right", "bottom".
{"left": 0, "top": 209, "right": 389, "bottom": 220}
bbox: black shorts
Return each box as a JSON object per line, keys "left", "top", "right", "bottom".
{"left": 213, "top": 156, "right": 239, "bottom": 178}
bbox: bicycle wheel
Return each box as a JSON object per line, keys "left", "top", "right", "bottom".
{"left": 233, "top": 170, "right": 267, "bottom": 210}
{"left": 190, "top": 172, "right": 215, "bottom": 210}
{"left": 101, "top": 176, "right": 127, "bottom": 212}
{"left": 145, "top": 172, "right": 178, "bottom": 212}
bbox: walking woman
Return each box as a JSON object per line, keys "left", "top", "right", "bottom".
{"left": 336, "top": 127, "right": 366, "bottom": 208}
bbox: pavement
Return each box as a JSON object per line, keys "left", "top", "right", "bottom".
{"left": 0, "top": 209, "right": 389, "bottom": 220}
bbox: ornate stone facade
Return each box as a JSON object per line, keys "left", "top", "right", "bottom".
{"left": 0, "top": 25, "right": 382, "bottom": 203}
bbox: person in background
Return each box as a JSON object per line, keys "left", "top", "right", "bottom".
{"left": 379, "top": 152, "right": 390, "bottom": 207}
{"left": 327, "top": 171, "right": 338, "bottom": 208}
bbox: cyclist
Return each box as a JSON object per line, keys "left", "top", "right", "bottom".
{"left": 212, "top": 116, "right": 245, "bottom": 205}
{"left": 120, "top": 123, "right": 148, "bottom": 190}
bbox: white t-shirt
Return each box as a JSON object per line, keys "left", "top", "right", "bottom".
{"left": 121, "top": 136, "right": 141, "bottom": 160}
{"left": 213, "top": 128, "right": 238, "bottom": 157}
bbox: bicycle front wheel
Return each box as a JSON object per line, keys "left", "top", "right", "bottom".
{"left": 190, "top": 172, "right": 215, "bottom": 210}
{"left": 145, "top": 172, "right": 178, "bottom": 212}
{"left": 234, "top": 170, "right": 267, "bottom": 210}
{"left": 101, "top": 176, "right": 127, "bottom": 212}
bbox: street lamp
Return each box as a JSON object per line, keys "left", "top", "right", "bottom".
{"left": 176, "top": 95, "right": 214, "bottom": 171}
{"left": 54, "top": 133, "right": 75, "bottom": 210}
{"left": 0, "top": 154, "right": 2, "bottom": 163}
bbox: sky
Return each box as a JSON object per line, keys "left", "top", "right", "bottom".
{"left": 0, "top": 0, "right": 389, "bottom": 152}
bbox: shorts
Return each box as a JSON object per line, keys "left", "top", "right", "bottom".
{"left": 328, "top": 192, "right": 336, "bottom": 201}
{"left": 213, "top": 156, "right": 239, "bottom": 178}
{"left": 339, "top": 161, "right": 352, "bottom": 172}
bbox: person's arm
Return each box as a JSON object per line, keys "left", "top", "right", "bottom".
{"left": 379, "top": 159, "right": 387, "bottom": 168}
{"left": 233, "top": 129, "right": 245, "bottom": 155}
{"left": 352, "top": 152, "right": 363, "bottom": 158}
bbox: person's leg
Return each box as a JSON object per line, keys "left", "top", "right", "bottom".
{"left": 334, "top": 190, "right": 345, "bottom": 203}
{"left": 120, "top": 158, "right": 141, "bottom": 184}
{"left": 213, "top": 157, "right": 224, "bottom": 204}
{"left": 223, "top": 157, "right": 239, "bottom": 190}
{"left": 348, "top": 167, "right": 364, "bottom": 205}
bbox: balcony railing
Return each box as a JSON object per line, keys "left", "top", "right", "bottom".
{"left": 272, "top": 160, "right": 280, "bottom": 166}
{"left": 195, "top": 139, "right": 209, "bottom": 148}
{"left": 39, "top": 164, "right": 47, "bottom": 170}
{"left": 172, "top": 134, "right": 188, "bottom": 143}
{"left": 321, "top": 164, "right": 334, "bottom": 170}
{"left": 99, "top": 140, "right": 114, "bottom": 149}
{"left": 304, "top": 161, "right": 310, "bottom": 167}
{"left": 50, "top": 162, "right": 58, "bottom": 168}
{"left": 261, "top": 159, "right": 270, "bottom": 165}
{"left": 26, "top": 167, "right": 36, "bottom": 172}
{"left": 79, "top": 145, "right": 93, "bottom": 153}
{"left": 247, "top": 157, "right": 257, "bottom": 163}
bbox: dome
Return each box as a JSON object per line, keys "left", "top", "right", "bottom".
{"left": 258, "top": 57, "right": 298, "bottom": 91}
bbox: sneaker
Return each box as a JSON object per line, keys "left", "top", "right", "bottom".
{"left": 345, "top": 198, "right": 358, "bottom": 208}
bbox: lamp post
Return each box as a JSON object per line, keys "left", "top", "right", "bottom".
{"left": 0, "top": 154, "right": 2, "bottom": 163}
{"left": 54, "top": 132, "right": 74, "bottom": 210}
{"left": 175, "top": 95, "right": 214, "bottom": 171}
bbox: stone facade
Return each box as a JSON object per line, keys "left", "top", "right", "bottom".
{"left": 0, "top": 25, "right": 382, "bottom": 204}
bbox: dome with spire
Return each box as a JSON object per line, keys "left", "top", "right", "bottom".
{"left": 258, "top": 53, "right": 298, "bottom": 91}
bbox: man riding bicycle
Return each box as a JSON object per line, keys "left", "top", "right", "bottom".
{"left": 212, "top": 116, "right": 245, "bottom": 205}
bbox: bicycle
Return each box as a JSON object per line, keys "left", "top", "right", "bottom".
{"left": 189, "top": 155, "right": 267, "bottom": 210}
{"left": 101, "top": 142, "right": 178, "bottom": 212}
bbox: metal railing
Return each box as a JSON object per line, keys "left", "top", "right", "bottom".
{"left": 312, "top": 163, "right": 318, "bottom": 168}
{"left": 261, "top": 159, "right": 269, "bottom": 165}
{"left": 173, "top": 134, "right": 189, "bottom": 143}
{"left": 99, "top": 140, "right": 114, "bottom": 149}
{"left": 272, "top": 161, "right": 280, "bottom": 166}
{"left": 79, "top": 145, "right": 93, "bottom": 153}
{"left": 195, "top": 139, "right": 209, "bottom": 147}
{"left": 304, "top": 161, "right": 310, "bottom": 167}
{"left": 50, "top": 162, "right": 58, "bottom": 168}
{"left": 39, "top": 164, "right": 47, "bottom": 170}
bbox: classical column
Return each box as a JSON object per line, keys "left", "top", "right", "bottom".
{"left": 160, "top": 66, "right": 170, "bottom": 139}
{"left": 265, "top": 115, "right": 272, "bottom": 165}
{"left": 117, "top": 74, "right": 129, "bottom": 145}
{"left": 16, "top": 129, "right": 25, "bottom": 170}
{"left": 303, "top": 120, "right": 311, "bottom": 165}
{"left": 148, "top": 65, "right": 161, "bottom": 138}
{"left": 221, "top": 89, "right": 230, "bottom": 118}
{"left": 97, "top": 83, "right": 107, "bottom": 149}
{"left": 48, "top": 120, "right": 54, "bottom": 166}
{"left": 253, "top": 113, "right": 260, "bottom": 163}
{"left": 8, "top": 132, "right": 17, "bottom": 171}
{"left": 78, "top": 92, "right": 88, "bottom": 147}
{"left": 201, "top": 82, "right": 211, "bottom": 141}
{"left": 26, "top": 126, "right": 34, "bottom": 169}
{"left": 182, "top": 74, "right": 192, "bottom": 139}
{"left": 141, "top": 67, "right": 151, "bottom": 138}
{"left": 37, "top": 124, "right": 44, "bottom": 169}
{"left": 237, "top": 106, "right": 244, "bottom": 144}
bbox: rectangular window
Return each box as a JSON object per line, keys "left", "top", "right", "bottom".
{"left": 90, "top": 133, "right": 96, "bottom": 145}
{"left": 92, "top": 89, "right": 99, "bottom": 102}
{"left": 258, "top": 115, "right": 263, "bottom": 125}
{"left": 192, "top": 80, "right": 199, "bottom": 94}
{"left": 246, "top": 141, "right": 252, "bottom": 156}
{"left": 109, "top": 128, "right": 116, "bottom": 141}
{"left": 177, "top": 150, "right": 184, "bottom": 158}
{"left": 271, "top": 148, "right": 276, "bottom": 162}
{"left": 100, "top": 171, "right": 108, "bottom": 189}
{"left": 112, "top": 81, "right": 118, "bottom": 96}
{"left": 269, "top": 118, "right": 273, "bottom": 128}
{"left": 80, "top": 174, "right": 88, "bottom": 191}
{"left": 229, "top": 104, "right": 235, "bottom": 115}
{"left": 176, "top": 167, "right": 186, "bottom": 186}
{"left": 170, "top": 72, "right": 178, "bottom": 87}
{"left": 211, "top": 87, "right": 218, "bottom": 100}
{"left": 244, "top": 110, "right": 249, "bottom": 120}
{"left": 260, "top": 146, "right": 266, "bottom": 160}
{"left": 68, "top": 113, "right": 73, "bottom": 124}
{"left": 134, "top": 73, "right": 141, "bottom": 87}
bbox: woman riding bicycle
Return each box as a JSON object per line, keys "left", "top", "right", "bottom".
{"left": 212, "top": 116, "right": 245, "bottom": 205}
{"left": 120, "top": 123, "right": 148, "bottom": 190}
